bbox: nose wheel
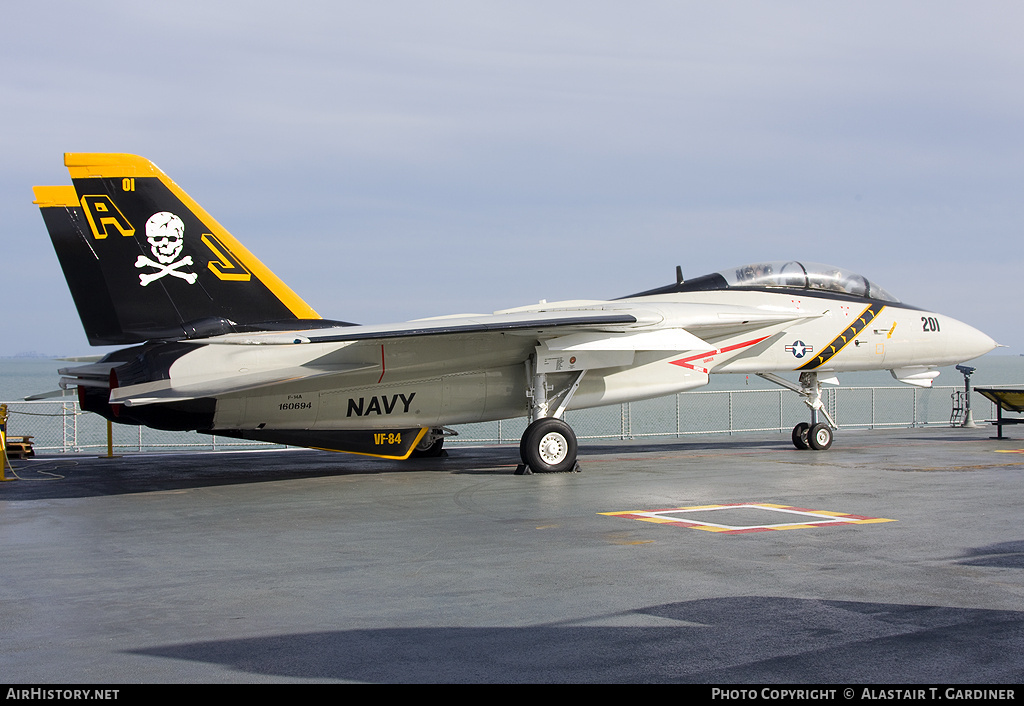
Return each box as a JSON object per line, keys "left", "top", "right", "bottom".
{"left": 807, "top": 422, "right": 833, "bottom": 450}
{"left": 792, "top": 421, "right": 835, "bottom": 450}
{"left": 792, "top": 422, "right": 810, "bottom": 450}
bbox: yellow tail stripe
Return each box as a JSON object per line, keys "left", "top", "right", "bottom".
{"left": 64, "top": 153, "right": 321, "bottom": 320}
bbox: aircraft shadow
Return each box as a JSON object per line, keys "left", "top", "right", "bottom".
{"left": 3, "top": 437, "right": 794, "bottom": 501}
{"left": 127, "top": 596, "right": 1024, "bottom": 683}
{"left": 3, "top": 431, "right": 993, "bottom": 502}
{"left": 957, "top": 540, "right": 1024, "bottom": 569}
{"left": 0, "top": 446, "right": 523, "bottom": 501}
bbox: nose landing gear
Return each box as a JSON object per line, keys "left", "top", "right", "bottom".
{"left": 759, "top": 371, "right": 838, "bottom": 451}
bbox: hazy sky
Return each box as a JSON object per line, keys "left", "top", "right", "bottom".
{"left": 3, "top": 1, "right": 1021, "bottom": 359}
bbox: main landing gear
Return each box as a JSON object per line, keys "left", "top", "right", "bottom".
{"left": 515, "top": 361, "right": 586, "bottom": 474}
{"left": 519, "top": 417, "right": 579, "bottom": 473}
{"left": 758, "top": 371, "right": 837, "bottom": 451}
{"left": 411, "top": 427, "right": 455, "bottom": 457}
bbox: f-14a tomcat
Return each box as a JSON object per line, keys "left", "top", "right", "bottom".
{"left": 34, "top": 154, "right": 997, "bottom": 472}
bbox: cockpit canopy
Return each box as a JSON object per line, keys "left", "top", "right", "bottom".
{"left": 624, "top": 261, "right": 900, "bottom": 302}
{"left": 720, "top": 261, "right": 899, "bottom": 302}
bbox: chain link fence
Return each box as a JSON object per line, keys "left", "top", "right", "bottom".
{"left": 452, "top": 385, "right": 996, "bottom": 443}
{"left": 1, "top": 386, "right": 995, "bottom": 454}
{"left": 1, "top": 400, "right": 281, "bottom": 454}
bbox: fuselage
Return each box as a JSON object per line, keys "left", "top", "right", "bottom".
{"left": 139, "top": 285, "right": 993, "bottom": 433}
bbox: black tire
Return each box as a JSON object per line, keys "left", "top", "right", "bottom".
{"left": 520, "top": 418, "right": 578, "bottom": 473}
{"left": 792, "top": 422, "right": 810, "bottom": 450}
{"left": 808, "top": 423, "right": 833, "bottom": 451}
{"left": 410, "top": 432, "right": 445, "bottom": 458}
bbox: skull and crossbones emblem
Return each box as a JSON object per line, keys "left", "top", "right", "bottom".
{"left": 135, "top": 211, "right": 198, "bottom": 286}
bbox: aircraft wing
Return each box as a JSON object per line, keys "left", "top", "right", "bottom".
{"left": 201, "top": 310, "right": 648, "bottom": 345}
{"left": 94, "top": 304, "right": 816, "bottom": 407}
{"left": 199, "top": 303, "right": 817, "bottom": 346}
{"left": 95, "top": 310, "right": 647, "bottom": 406}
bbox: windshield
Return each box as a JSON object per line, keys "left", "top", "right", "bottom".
{"left": 721, "top": 261, "right": 899, "bottom": 302}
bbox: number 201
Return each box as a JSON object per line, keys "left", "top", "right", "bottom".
{"left": 922, "top": 316, "right": 940, "bottom": 332}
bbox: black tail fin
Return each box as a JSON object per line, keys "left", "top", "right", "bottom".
{"left": 34, "top": 153, "right": 326, "bottom": 346}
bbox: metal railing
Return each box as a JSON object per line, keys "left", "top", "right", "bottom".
{"left": 1, "top": 385, "right": 996, "bottom": 454}
{"left": 1, "top": 400, "right": 284, "bottom": 454}
{"left": 451, "top": 385, "right": 996, "bottom": 444}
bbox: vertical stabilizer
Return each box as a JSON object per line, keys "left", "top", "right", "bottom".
{"left": 34, "top": 154, "right": 325, "bottom": 345}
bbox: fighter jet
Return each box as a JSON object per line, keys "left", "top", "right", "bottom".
{"left": 33, "top": 154, "right": 997, "bottom": 472}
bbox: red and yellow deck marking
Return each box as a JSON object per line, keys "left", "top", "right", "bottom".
{"left": 600, "top": 502, "right": 895, "bottom": 534}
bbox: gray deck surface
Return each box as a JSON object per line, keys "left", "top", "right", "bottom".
{"left": 2, "top": 427, "right": 1022, "bottom": 683}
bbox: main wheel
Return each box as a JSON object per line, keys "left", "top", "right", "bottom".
{"left": 520, "top": 418, "right": 578, "bottom": 473}
{"left": 792, "top": 422, "right": 810, "bottom": 450}
{"left": 410, "top": 431, "right": 445, "bottom": 458}
{"left": 808, "top": 423, "right": 833, "bottom": 450}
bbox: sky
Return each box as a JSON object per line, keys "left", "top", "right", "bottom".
{"left": 3, "top": 1, "right": 1021, "bottom": 358}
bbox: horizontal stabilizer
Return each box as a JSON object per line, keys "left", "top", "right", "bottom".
{"left": 108, "top": 362, "right": 377, "bottom": 406}
{"left": 23, "top": 389, "right": 77, "bottom": 401}
{"left": 57, "top": 361, "right": 119, "bottom": 379}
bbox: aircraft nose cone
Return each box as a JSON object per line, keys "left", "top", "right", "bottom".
{"left": 951, "top": 318, "right": 998, "bottom": 362}
{"left": 975, "top": 329, "right": 998, "bottom": 358}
